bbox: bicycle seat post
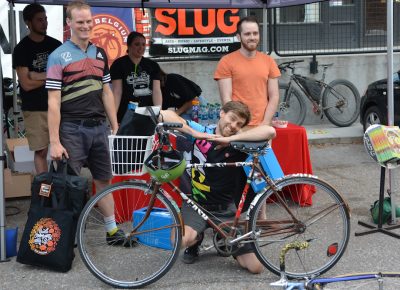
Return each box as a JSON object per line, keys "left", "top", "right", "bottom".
{"left": 321, "top": 66, "right": 328, "bottom": 82}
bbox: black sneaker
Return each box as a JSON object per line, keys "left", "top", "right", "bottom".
{"left": 106, "top": 229, "right": 137, "bottom": 247}
{"left": 182, "top": 233, "right": 204, "bottom": 264}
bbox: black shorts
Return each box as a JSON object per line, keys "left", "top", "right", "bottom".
{"left": 181, "top": 202, "right": 254, "bottom": 257}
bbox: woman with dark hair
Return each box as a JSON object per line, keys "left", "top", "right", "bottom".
{"left": 110, "top": 31, "right": 162, "bottom": 122}
{"left": 160, "top": 69, "right": 202, "bottom": 119}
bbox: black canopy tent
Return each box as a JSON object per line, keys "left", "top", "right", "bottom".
{"left": 0, "top": 0, "right": 395, "bottom": 261}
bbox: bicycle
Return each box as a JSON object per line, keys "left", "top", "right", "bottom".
{"left": 77, "top": 122, "right": 351, "bottom": 288}
{"left": 270, "top": 240, "right": 400, "bottom": 290}
{"left": 2, "top": 77, "right": 25, "bottom": 138}
{"left": 278, "top": 60, "right": 360, "bottom": 127}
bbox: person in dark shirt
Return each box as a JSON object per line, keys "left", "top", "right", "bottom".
{"left": 159, "top": 101, "right": 276, "bottom": 274}
{"left": 110, "top": 31, "right": 162, "bottom": 123}
{"left": 12, "top": 3, "right": 61, "bottom": 174}
{"left": 160, "top": 69, "right": 202, "bottom": 118}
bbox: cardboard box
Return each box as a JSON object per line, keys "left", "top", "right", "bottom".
{"left": 6, "top": 138, "right": 35, "bottom": 173}
{"left": 4, "top": 168, "right": 32, "bottom": 198}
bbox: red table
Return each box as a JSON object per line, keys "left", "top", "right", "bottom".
{"left": 271, "top": 123, "right": 314, "bottom": 206}
{"left": 271, "top": 122, "right": 313, "bottom": 175}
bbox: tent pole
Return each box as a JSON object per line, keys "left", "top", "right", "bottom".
{"left": 386, "top": 0, "right": 396, "bottom": 225}
{"left": 0, "top": 46, "right": 10, "bottom": 263}
{"left": 9, "top": 1, "right": 19, "bottom": 138}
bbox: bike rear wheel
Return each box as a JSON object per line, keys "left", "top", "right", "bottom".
{"left": 77, "top": 181, "right": 182, "bottom": 289}
{"left": 249, "top": 175, "right": 350, "bottom": 279}
{"left": 279, "top": 83, "right": 307, "bottom": 125}
{"left": 322, "top": 79, "right": 360, "bottom": 127}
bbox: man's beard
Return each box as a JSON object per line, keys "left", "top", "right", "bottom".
{"left": 241, "top": 41, "right": 258, "bottom": 52}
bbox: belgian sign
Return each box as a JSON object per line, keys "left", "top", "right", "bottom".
{"left": 149, "top": 9, "right": 242, "bottom": 57}
{"left": 90, "top": 7, "right": 135, "bottom": 67}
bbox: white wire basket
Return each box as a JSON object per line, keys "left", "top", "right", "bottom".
{"left": 108, "top": 135, "right": 155, "bottom": 176}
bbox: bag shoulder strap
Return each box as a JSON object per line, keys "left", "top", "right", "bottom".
{"left": 146, "top": 106, "right": 159, "bottom": 126}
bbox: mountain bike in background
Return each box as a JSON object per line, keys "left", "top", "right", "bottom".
{"left": 278, "top": 60, "right": 360, "bottom": 127}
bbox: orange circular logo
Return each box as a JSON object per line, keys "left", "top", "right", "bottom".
{"left": 29, "top": 218, "right": 61, "bottom": 255}
{"left": 91, "top": 14, "right": 130, "bottom": 66}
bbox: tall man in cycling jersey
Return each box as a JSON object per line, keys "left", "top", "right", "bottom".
{"left": 46, "top": 1, "right": 124, "bottom": 244}
{"left": 159, "top": 101, "right": 276, "bottom": 274}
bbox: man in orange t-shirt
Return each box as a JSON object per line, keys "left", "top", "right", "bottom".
{"left": 214, "top": 16, "right": 280, "bottom": 126}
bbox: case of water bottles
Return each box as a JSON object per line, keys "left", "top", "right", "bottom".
{"left": 195, "top": 95, "right": 221, "bottom": 126}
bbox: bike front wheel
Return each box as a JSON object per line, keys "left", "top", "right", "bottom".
{"left": 249, "top": 175, "right": 350, "bottom": 279}
{"left": 279, "top": 83, "right": 307, "bottom": 125}
{"left": 322, "top": 79, "right": 360, "bottom": 127}
{"left": 77, "top": 180, "right": 182, "bottom": 289}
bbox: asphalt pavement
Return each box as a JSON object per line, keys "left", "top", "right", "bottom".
{"left": 3, "top": 122, "right": 400, "bottom": 290}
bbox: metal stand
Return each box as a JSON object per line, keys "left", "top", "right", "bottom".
{"left": 355, "top": 167, "right": 400, "bottom": 238}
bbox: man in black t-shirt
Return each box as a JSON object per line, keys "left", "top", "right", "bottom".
{"left": 12, "top": 3, "right": 61, "bottom": 174}
{"left": 160, "top": 70, "right": 202, "bottom": 118}
{"left": 110, "top": 31, "right": 162, "bottom": 123}
{"left": 159, "top": 101, "right": 276, "bottom": 274}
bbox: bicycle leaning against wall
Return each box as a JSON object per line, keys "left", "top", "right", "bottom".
{"left": 76, "top": 122, "right": 351, "bottom": 289}
{"left": 278, "top": 60, "right": 360, "bottom": 127}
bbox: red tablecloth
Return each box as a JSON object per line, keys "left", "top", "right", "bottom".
{"left": 271, "top": 123, "right": 314, "bottom": 206}
{"left": 271, "top": 123, "right": 313, "bottom": 175}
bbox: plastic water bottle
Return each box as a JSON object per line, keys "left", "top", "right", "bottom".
{"left": 208, "top": 104, "right": 214, "bottom": 124}
{"left": 199, "top": 104, "right": 208, "bottom": 126}
{"left": 214, "top": 103, "right": 221, "bottom": 122}
{"left": 191, "top": 97, "right": 200, "bottom": 122}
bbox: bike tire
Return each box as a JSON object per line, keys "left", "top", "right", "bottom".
{"left": 322, "top": 79, "right": 360, "bottom": 127}
{"left": 279, "top": 83, "right": 307, "bottom": 125}
{"left": 77, "top": 180, "right": 182, "bottom": 289}
{"left": 249, "top": 175, "right": 350, "bottom": 279}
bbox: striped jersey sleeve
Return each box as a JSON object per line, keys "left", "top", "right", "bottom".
{"left": 45, "top": 49, "right": 63, "bottom": 90}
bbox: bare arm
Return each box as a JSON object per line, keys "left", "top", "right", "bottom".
{"left": 152, "top": 79, "right": 163, "bottom": 107}
{"left": 209, "top": 124, "right": 276, "bottom": 144}
{"left": 217, "top": 78, "right": 233, "bottom": 105}
{"left": 175, "top": 100, "right": 192, "bottom": 116}
{"left": 15, "top": 67, "right": 45, "bottom": 91}
{"left": 48, "top": 89, "right": 68, "bottom": 160}
{"left": 159, "top": 110, "right": 214, "bottom": 140}
{"left": 102, "top": 84, "right": 119, "bottom": 134}
{"left": 262, "top": 77, "right": 280, "bottom": 125}
{"left": 28, "top": 71, "right": 47, "bottom": 81}
{"left": 111, "top": 79, "right": 123, "bottom": 113}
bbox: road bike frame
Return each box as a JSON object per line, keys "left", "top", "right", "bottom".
{"left": 129, "top": 141, "right": 286, "bottom": 247}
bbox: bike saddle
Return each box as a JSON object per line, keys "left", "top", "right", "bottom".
{"left": 231, "top": 141, "right": 270, "bottom": 153}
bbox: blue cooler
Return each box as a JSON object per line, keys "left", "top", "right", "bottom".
{"left": 243, "top": 147, "right": 284, "bottom": 193}
{"left": 133, "top": 207, "right": 173, "bottom": 250}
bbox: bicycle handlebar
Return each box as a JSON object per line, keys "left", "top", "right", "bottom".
{"left": 278, "top": 60, "right": 304, "bottom": 72}
{"left": 157, "top": 122, "right": 183, "bottom": 130}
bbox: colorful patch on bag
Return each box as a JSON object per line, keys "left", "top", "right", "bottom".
{"left": 39, "top": 183, "right": 52, "bottom": 197}
{"left": 28, "top": 218, "right": 61, "bottom": 255}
